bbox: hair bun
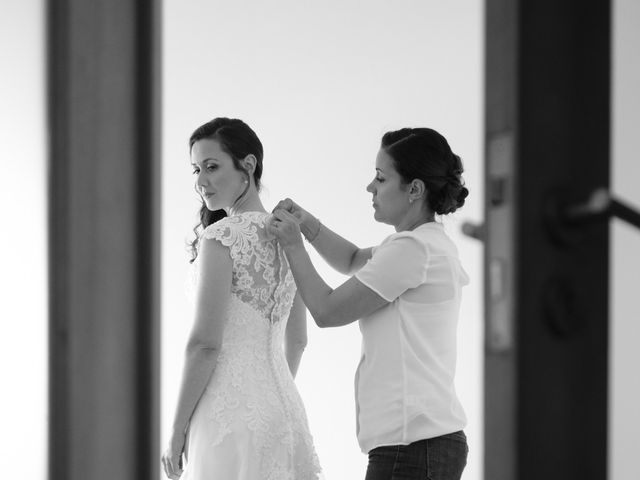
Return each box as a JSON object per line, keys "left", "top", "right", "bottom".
{"left": 434, "top": 180, "right": 468, "bottom": 215}
{"left": 455, "top": 185, "right": 469, "bottom": 207}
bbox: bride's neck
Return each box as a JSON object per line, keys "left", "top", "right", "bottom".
{"left": 227, "top": 189, "right": 266, "bottom": 215}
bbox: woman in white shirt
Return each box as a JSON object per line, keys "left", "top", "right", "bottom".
{"left": 268, "top": 127, "right": 470, "bottom": 480}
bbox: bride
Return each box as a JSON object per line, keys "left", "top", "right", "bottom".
{"left": 162, "top": 117, "right": 322, "bottom": 480}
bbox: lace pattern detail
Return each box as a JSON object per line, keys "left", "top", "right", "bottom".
{"left": 183, "top": 212, "right": 322, "bottom": 480}
{"left": 198, "top": 212, "right": 295, "bottom": 324}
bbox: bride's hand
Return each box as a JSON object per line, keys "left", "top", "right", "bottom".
{"left": 267, "top": 209, "right": 304, "bottom": 250}
{"left": 273, "top": 198, "right": 319, "bottom": 241}
{"left": 162, "top": 431, "right": 186, "bottom": 479}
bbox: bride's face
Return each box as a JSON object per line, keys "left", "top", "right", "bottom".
{"left": 191, "top": 138, "right": 247, "bottom": 211}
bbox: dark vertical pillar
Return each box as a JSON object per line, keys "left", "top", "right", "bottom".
{"left": 484, "top": 4, "right": 519, "bottom": 479}
{"left": 485, "top": 1, "right": 610, "bottom": 479}
{"left": 48, "top": 1, "right": 161, "bottom": 479}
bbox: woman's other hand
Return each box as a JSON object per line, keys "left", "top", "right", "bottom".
{"left": 273, "top": 198, "right": 320, "bottom": 241}
{"left": 267, "top": 209, "right": 304, "bottom": 250}
{"left": 161, "top": 431, "right": 186, "bottom": 479}
{"left": 273, "top": 197, "right": 307, "bottom": 220}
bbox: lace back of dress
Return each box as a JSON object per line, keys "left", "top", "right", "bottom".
{"left": 240, "top": 228, "right": 290, "bottom": 324}
{"left": 199, "top": 212, "right": 296, "bottom": 324}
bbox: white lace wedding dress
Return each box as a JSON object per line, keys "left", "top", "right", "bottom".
{"left": 182, "top": 211, "right": 322, "bottom": 480}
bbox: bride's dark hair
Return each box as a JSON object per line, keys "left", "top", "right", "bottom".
{"left": 188, "top": 117, "right": 264, "bottom": 263}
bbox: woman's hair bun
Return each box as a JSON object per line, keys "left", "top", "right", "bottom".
{"left": 429, "top": 152, "right": 468, "bottom": 215}
{"left": 433, "top": 178, "right": 468, "bottom": 215}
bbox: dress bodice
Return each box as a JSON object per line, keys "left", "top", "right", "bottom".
{"left": 193, "top": 211, "right": 297, "bottom": 325}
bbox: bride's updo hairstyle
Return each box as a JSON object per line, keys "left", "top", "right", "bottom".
{"left": 188, "top": 117, "right": 264, "bottom": 262}
{"left": 381, "top": 128, "right": 469, "bottom": 216}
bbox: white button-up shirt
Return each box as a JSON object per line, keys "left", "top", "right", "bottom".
{"left": 354, "top": 222, "right": 468, "bottom": 453}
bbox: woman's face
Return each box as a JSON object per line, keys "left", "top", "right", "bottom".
{"left": 191, "top": 138, "right": 247, "bottom": 211}
{"left": 366, "top": 148, "right": 411, "bottom": 226}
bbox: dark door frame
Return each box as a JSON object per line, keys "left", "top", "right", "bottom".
{"left": 484, "top": 1, "right": 610, "bottom": 478}
{"left": 48, "top": 1, "right": 161, "bottom": 478}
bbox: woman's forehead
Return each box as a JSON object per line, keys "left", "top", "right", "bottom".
{"left": 375, "top": 149, "right": 396, "bottom": 173}
{"left": 191, "top": 138, "right": 229, "bottom": 162}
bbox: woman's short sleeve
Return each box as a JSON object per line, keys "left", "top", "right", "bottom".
{"left": 355, "top": 233, "right": 429, "bottom": 302}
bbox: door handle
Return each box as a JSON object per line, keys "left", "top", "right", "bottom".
{"left": 564, "top": 187, "right": 640, "bottom": 229}
{"left": 461, "top": 221, "right": 485, "bottom": 241}
{"left": 546, "top": 187, "right": 640, "bottom": 246}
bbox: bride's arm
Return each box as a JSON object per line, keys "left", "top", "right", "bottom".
{"left": 284, "top": 292, "right": 307, "bottom": 378}
{"left": 274, "top": 198, "right": 373, "bottom": 275}
{"left": 162, "top": 237, "right": 232, "bottom": 478}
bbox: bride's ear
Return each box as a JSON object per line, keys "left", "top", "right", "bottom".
{"left": 242, "top": 154, "right": 257, "bottom": 176}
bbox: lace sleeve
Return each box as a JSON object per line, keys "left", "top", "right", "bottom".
{"left": 201, "top": 218, "right": 236, "bottom": 248}
{"left": 200, "top": 216, "right": 253, "bottom": 264}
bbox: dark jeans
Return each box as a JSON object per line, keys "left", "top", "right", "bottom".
{"left": 364, "top": 431, "right": 468, "bottom": 480}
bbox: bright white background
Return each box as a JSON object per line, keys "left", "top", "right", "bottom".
{"left": 0, "top": 1, "right": 48, "bottom": 479}
{"left": 610, "top": 0, "right": 640, "bottom": 478}
{"left": 0, "top": 1, "right": 638, "bottom": 479}
{"left": 160, "top": 1, "right": 484, "bottom": 479}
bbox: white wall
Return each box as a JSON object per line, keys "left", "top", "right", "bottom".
{"left": 161, "top": 1, "right": 484, "bottom": 479}
{"left": 0, "top": 1, "right": 47, "bottom": 478}
{"left": 610, "top": 1, "right": 640, "bottom": 479}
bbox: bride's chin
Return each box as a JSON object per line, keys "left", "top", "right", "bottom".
{"left": 205, "top": 202, "right": 225, "bottom": 212}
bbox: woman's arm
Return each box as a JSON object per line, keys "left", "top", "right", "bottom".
{"left": 309, "top": 221, "right": 374, "bottom": 276}
{"left": 274, "top": 198, "right": 373, "bottom": 275}
{"left": 162, "top": 237, "right": 232, "bottom": 479}
{"left": 269, "top": 210, "right": 388, "bottom": 328}
{"left": 284, "top": 292, "right": 307, "bottom": 378}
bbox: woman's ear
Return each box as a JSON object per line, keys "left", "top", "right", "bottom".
{"left": 242, "top": 154, "right": 257, "bottom": 176}
{"left": 409, "top": 179, "right": 426, "bottom": 202}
